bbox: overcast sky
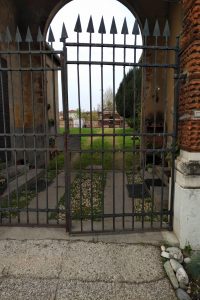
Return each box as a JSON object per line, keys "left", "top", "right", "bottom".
{"left": 49, "top": 0, "right": 142, "bottom": 111}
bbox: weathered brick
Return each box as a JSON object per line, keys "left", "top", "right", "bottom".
{"left": 179, "top": 0, "right": 200, "bottom": 151}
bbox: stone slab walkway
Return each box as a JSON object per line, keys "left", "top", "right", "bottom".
{"left": 0, "top": 239, "right": 177, "bottom": 300}
{"left": 104, "top": 171, "right": 131, "bottom": 214}
{"left": 19, "top": 172, "right": 66, "bottom": 225}
{"left": 1, "top": 169, "right": 44, "bottom": 198}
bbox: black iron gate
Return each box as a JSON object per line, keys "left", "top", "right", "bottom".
{"left": 0, "top": 17, "right": 179, "bottom": 233}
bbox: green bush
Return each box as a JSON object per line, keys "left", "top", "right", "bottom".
{"left": 186, "top": 252, "right": 200, "bottom": 280}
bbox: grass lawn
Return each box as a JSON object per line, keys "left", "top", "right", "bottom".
{"left": 60, "top": 127, "right": 140, "bottom": 170}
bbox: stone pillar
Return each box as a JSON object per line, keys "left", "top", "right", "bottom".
{"left": 174, "top": 0, "right": 200, "bottom": 250}
{"left": 174, "top": 151, "right": 200, "bottom": 250}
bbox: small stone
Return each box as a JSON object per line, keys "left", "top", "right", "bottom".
{"left": 166, "top": 247, "right": 181, "bottom": 253}
{"left": 176, "top": 288, "right": 192, "bottom": 300}
{"left": 161, "top": 245, "right": 166, "bottom": 252}
{"left": 166, "top": 247, "right": 183, "bottom": 263}
{"left": 184, "top": 257, "right": 191, "bottom": 264}
{"left": 179, "top": 282, "right": 188, "bottom": 290}
{"left": 161, "top": 251, "right": 170, "bottom": 259}
{"left": 170, "top": 259, "right": 183, "bottom": 272}
{"left": 187, "top": 288, "right": 191, "bottom": 294}
{"left": 164, "top": 261, "right": 179, "bottom": 289}
{"left": 176, "top": 267, "right": 189, "bottom": 286}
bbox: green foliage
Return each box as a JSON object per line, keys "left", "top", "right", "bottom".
{"left": 186, "top": 252, "right": 200, "bottom": 280}
{"left": 0, "top": 153, "right": 65, "bottom": 219}
{"left": 48, "top": 118, "right": 55, "bottom": 127}
{"left": 73, "top": 138, "right": 113, "bottom": 170}
{"left": 184, "top": 242, "right": 192, "bottom": 256}
{"left": 0, "top": 189, "right": 35, "bottom": 218}
{"left": 47, "top": 153, "right": 64, "bottom": 171}
{"left": 165, "top": 142, "right": 180, "bottom": 167}
{"left": 81, "top": 111, "right": 99, "bottom": 122}
{"left": 70, "top": 128, "right": 140, "bottom": 170}
{"left": 115, "top": 67, "right": 142, "bottom": 129}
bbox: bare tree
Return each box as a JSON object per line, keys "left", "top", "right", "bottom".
{"left": 97, "top": 87, "right": 114, "bottom": 111}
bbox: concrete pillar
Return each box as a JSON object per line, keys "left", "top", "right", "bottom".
{"left": 174, "top": 151, "right": 200, "bottom": 250}
{"left": 174, "top": 0, "right": 200, "bottom": 250}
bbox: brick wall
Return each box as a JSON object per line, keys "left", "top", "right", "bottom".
{"left": 179, "top": 0, "right": 200, "bottom": 151}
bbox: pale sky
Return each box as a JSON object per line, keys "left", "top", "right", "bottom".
{"left": 48, "top": 0, "right": 142, "bottom": 111}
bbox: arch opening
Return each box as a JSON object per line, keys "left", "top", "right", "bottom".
{"left": 47, "top": 0, "right": 143, "bottom": 114}
{"left": 44, "top": 0, "right": 142, "bottom": 36}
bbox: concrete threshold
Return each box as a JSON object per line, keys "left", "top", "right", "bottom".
{"left": 0, "top": 227, "right": 179, "bottom": 246}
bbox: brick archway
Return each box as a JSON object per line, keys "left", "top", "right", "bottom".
{"left": 7, "top": 0, "right": 182, "bottom": 40}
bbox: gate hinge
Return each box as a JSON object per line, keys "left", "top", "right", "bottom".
{"left": 174, "top": 73, "right": 187, "bottom": 82}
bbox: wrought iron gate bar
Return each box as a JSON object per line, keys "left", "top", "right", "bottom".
{"left": 67, "top": 133, "right": 173, "bottom": 137}
{"left": 100, "top": 27, "right": 105, "bottom": 232}
{"left": 0, "top": 68, "right": 62, "bottom": 72}
{"left": 110, "top": 18, "right": 117, "bottom": 231}
{"left": 0, "top": 50, "right": 62, "bottom": 55}
{"left": 0, "top": 149, "right": 174, "bottom": 154}
{"left": 0, "top": 132, "right": 174, "bottom": 137}
{"left": 64, "top": 61, "right": 176, "bottom": 68}
{"left": 64, "top": 43, "right": 176, "bottom": 51}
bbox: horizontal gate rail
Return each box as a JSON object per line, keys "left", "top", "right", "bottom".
{"left": 64, "top": 42, "right": 177, "bottom": 50}
{"left": 63, "top": 61, "right": 177, "bottom": 68}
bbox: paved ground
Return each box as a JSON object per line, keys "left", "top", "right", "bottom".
{"left": 0, "top": 229, "right": 178, "bottom": 300}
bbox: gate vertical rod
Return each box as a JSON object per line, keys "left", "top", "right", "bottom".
{"left": 112, "top": 32, "right": 116, "bottom": 231}
{"left": 0, "top": 55, "right": 10, "bottom": 222}
{"left": 28, "top": 39, "right": 39, "bottom": 224}
{"left": 76, "top": 31, "right": 83, "bottom": 232}
{"left": 17, "top": 39, "right": 28, "bottom": 225}
{"left": 3, "top": 43, "right": 11, "bottom": 223}
{"left": 122, "top": 33, "right": 127, "bottom": 230}
{"left": 100, "top": 33, "right": 105, "bottom": 232}
{"left": 42, "top": 43, "right": 50, "bottom": 227}
{"left": 39, "top": 38, "right": 47, "bottom": 225}
{"left": 151, "top": 35, "right": 158, "bottom": 228}
{"left": 131, "top": 33, "right": 137, "bottom": 230}
{"left": 15, "top": 41, "right": 20, "bottom": 224}
{"left": 88, "top": 31, "right": 94, "bottom": 232}
{"left": 141, "top": 34, "right": 148, "bottom": 229}
{"left": 50, "top": 44, "right": 59, "bottom": 219}
{"left": 61, "top": 43, "right": 71, "bottom": 232}
{"left": 160, "top": 34, "right": 169, "bottom": 228}
{"left": 8, "top": 43, "right": 19, "bottom": 224}
{"left": 7, "top": 41, "right": 19, "bottom": 224}
{"left": 169, "top": 36, "right": 180, "bottom": 230}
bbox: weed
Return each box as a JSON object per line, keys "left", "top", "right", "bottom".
{"left": 184, "top": 242, "right": 193, "bottom": 256}
{"left": 186, "top": 252, "right": 200, "bottom": 280}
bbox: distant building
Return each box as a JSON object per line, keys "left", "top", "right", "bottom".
{"left": 59, "top": 110, "right": 85, "bottom": 128}
{"left": 98, "top": 110, "right": 123, "bottom": 128}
